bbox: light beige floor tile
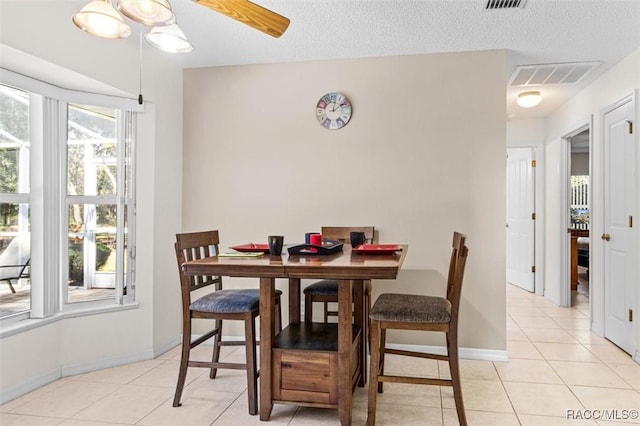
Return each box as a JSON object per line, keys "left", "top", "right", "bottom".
{"left": 507, "top": 307, "right": 548, "bottom": 317}
{"left": 566, "top": 330, "right": 611, "bottom": 345}
{"left": 211, "top": 395, "right": 297, "bottom": 425}
{"left": 10, "top": 381, "right": 121, "bottom": 418}
{"left": 438, "top": 359, "right": 499, "bottom": 381}
{"left": 541, "top": 308, "right": 589, "bottom": 319}
{"left": 585, "top": 344, "right": 637, "bottom": 365}
{"left": 363, "top": 403, "right": 443, "bottom": 425}
{"left": 442, "top": 379, "right": 513, "bottom": 413}
{"left": 130, "top": 359, "right": 205, "bottom": 388}
{"left": 570, "top": 385, "right": 640, "bottom": 423}
{"left": 137, "top": 386, "right": 239, "bottom": 426}
{"left": 352, "top": 386, "right": 369, "bottom": 403}
{"left": 71, "top": 384, "right": 173, "bottom": 424}
{"left": 507, "top": 328, "right": 530, "bottom": 341}
{"left": 460, "top": 359, "right": 500, "bottom": 380}
{"left": 518, "top": 413, "right": 597, "bottom": 425}
{"left": 503, "top": 382, "right": 583, "bottom": 417}
{"left": 512, "top": 315, "right": 562, "bottom": 329}
{"left": 507, "top": 340, "right": 544, "bottom": 359}
{"left": 534, "top": 342, "right": 602, "bottom": 362}
{"left": 549, "top": 361, "right": 632, "bottom": 388}
{"left": 443, "top": 408, "right": 519, "bottom": 426}
{"left": 290, "top": 406, "right": 341, "bottom": 425}
{"left": 368, "top": 382, "right": 442, "bottom": 408}
{"left": 0, "top": 379, "right": 68, "bottom": 413}
{"left": 380, "top": 353, "right": 439, "bottom": 378}
{"left": 609, "top": 364, "right": 640, "bottom": 389}
{"left": 552, "top": 317, "right": 592, "bottom": 331}
{"left": 0, "top": 413, "right": 64, "bottom": 425}
{"left": 186, "top": 367, "right": 252, "bottom": 394}
{"left": 70, "top": 359, "right": 165, "bottom": 384}
{"left": 495, "top": 358, "right": 563, "bottom": 384}
{"left": 59, "top": 420, "right": 131, "bottom": 425}
{"left": 522, "top": 328, "right": 580, "bottom": 343}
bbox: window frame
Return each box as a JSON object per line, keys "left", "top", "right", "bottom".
{"left": 0, "top": 68, "right": 140, "bottom": 331}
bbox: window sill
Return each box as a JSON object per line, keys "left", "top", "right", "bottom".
{"left": 0, "top": 302, "right": 140, "bottom": 339}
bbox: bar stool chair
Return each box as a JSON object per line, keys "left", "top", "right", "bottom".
{"left": 303, "top": 226, "right": 375, "bottom": 330}
{"left": 367, "top": 232, "right": 469, "bottom": 426}
{"left": 173, "top": 230, "right": 282, "bottom": 415}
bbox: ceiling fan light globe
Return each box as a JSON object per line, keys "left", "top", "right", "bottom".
{"left": 145, "top": 24, "right": 193, "bottom": 54}
{"left": 117, "top": 0, "right": 176, "bottom": 26}
{"left": 72, "top": 0, "right": 131, "bottom": 39}
{"left": 517, "top": 91, "right": 542, "bottom": 108}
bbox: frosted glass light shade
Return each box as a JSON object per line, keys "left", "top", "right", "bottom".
{"left": 145, "top": 24, "right": 193, "bottom": 53}
{"left": 517, "top": 91, "right": 542, "bottom": 108}
{"left": 72, "top": 0, "right": 131, "bottom": 39}
{"left": 117, "top": 0, "right": 176, "bottom": 26}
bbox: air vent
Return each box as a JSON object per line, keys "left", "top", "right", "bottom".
{"left": 485, "top": 0, "right": 526, "bottom": 9}
{"left": 509, "top": 62, "right": 601, "bottom": 87}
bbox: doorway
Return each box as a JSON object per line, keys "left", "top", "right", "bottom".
{"left": 568, "top": 129, "right": 591, "bottom": 307}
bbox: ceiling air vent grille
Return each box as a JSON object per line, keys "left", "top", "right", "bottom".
{"left": 485, "top": 0, "right": 526, "bottom": 9}
{"left": 509, "top": 62, "right": 601, "bottom": 87}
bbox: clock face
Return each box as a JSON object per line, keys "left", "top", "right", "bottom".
{"left": 316, "top": 92, "right": 352, "bottom": 130}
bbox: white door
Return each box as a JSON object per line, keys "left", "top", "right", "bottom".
{"left": 506, "top": 148, "right": 535, "bottom": 292}
{"left": 603, "top": 95, "right": 636, "bottom": 355}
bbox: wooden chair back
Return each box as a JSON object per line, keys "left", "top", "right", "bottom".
{"left": 446, "top": 232, "right": 469, "bottom": 326}
{"left": 175, "top": 230, "right": 223, "bottom": 310}
{"left": 321, "top": 226, "right": 375, "bottom": 245}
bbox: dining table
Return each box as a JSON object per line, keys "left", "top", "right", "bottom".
{"left": 181, "top": 243, "right": 408, "bottom": 426}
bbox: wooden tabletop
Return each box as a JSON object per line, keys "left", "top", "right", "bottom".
{"left": 182, "top": 244, "right": 407, "bottom": 279}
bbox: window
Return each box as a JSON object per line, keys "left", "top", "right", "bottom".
{"left": 0, "top": 77, "right": 137, "bottom": 324}
{"left": 570, "top": 175, "right": 589, "bottom": 230}
{"left": 0, "top": 85, "right": 31, "bottom": 315}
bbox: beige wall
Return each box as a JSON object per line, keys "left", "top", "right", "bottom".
{"left": 183, "top": 50, "right": 507, "bottom": 352}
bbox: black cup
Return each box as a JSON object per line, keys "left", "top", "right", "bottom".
{"left": 350, "top": 231, "right": 366, "bottom": 248}
{"left": 268, "top": 235, "right": 284, "bottom": 255}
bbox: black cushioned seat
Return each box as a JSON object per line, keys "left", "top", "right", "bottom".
{"left": 304, "top": 279, "right": 372, "bottom": 296}
{"left": 191, "top": 288, "right": 283, "bottom": 313}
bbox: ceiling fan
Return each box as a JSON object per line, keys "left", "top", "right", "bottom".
{"left": 72, "top": 0, "right": 290, "bottom": 43}
{"left": 194, "top": 0, "right": 290, "bottom": 38}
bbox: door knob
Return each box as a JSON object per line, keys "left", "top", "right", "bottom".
{"left": 601, "top": 233, "right": 611, "bottom": 241}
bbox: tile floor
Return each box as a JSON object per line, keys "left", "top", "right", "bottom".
{"left": 2, "top": 284, "right": 639, "bottom": 425}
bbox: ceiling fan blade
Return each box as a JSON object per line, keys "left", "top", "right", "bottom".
{"left": 194, "top": 0, "right": 290, "bottom": 38}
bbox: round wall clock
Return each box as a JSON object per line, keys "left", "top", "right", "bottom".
{"left": 315, "top": 92, "right": 352, "bottom": 130}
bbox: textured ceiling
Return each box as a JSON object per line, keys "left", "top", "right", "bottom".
{"left": 2, "top": 0, "right": 640, "bottom": 120}
{"left": 169, "top": 0, "right": 640, "bottom": 119}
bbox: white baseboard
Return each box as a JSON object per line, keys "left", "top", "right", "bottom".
{"left": 386, "top": 343, "right": 508, "bottom": 362}
{"left": 60, "top": 348, "right": 155, "bottom": 377}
